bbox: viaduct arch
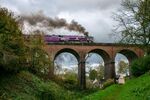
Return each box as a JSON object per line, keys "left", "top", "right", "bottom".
{"left": 45, "top": 43, "right": 144, "bottom": 89}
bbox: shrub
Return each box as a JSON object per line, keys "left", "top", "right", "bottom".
{"left": 0, "top": 7, "right": 26, "bottom": 72}
{"left": 63, "top": 79, "right": 77, "bottom": 89}
{"left": 103, "top": 79, "right": 114, "bottom": 89}
{"left": 131, "top": 55, "right": 150, "bottom": 77}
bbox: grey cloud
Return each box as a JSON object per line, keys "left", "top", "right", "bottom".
{"left": 55, "top": 53, "right": 78, "bottom": 67}
{"left": 0, "top": 0, "right": 121, "bottom": 15}
{"left": 0, "top": 0, "right": 122, "bottom": 43}
{"left": 86, "top": 53, "right": 104, "bottom": 64}
{"left": 57, "top": 0, "right": 121, "bottom": 11}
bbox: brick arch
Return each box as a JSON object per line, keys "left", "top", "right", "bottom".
{"left": 117, "top": 49, "right": 138, "bottom": 63}
{"left": 116, "top": 49, "right": 139, "bottom": 76}
{"left": 88, "top": 49, "right": 111, "bottom": 63}
{"left": 87, "top": 49, "right": 114, "bottom": 79}
{"left": 54, "top": 48, "right": 80, "bottom": 62}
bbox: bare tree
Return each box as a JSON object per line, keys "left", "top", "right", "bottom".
{"left": 114, "top": 0, "right": 150, "bottom": 55}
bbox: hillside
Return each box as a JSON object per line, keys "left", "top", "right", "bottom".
{"left": 0, "top": 71, "right": 150, "bottom": 100}
{"left": 0, "top": 71, "right": 80, "bottom": 100}
{"left": 82, "top": 72, "right": 150, "bottom": 100}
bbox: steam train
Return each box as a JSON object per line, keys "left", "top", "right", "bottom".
{"left": 24, "top": 34, "right": 94, "bottom": 43}
{"left": 44, "top": 35, "right": 94, "bottom": 43}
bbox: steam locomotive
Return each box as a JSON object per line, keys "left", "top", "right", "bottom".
{"left": 44, "top": 35, "right": 94, "bottom": 43}
{"left": 24, "top": 34, "right": 94, "bottom": 43}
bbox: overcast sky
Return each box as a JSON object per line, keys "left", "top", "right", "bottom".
{"left": 0, "top": 0, "right": 122, "bottom": 43}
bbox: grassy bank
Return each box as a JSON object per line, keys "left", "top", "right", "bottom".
{"left": 0, "top": 71, "right": 150, "bottom": 100}
{"left": 0, "top": 71, "right": 81, "bottom": 100}
{"left": 82, "top": 72, "right": 150, "bottom": 100}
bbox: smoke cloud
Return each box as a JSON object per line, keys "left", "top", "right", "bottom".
{"left": 18, "top": 12, "right": 89, "bottom": 36}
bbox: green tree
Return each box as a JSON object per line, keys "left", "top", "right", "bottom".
{"left": 89, "top": 69, "right": 97, "bottom": 80}
{"left": 117, "top": 60, "right": 129, "bottom": 75}
{"left": 0, "top": 7, "right": 52, "bottom": 76}
{"left": 96, "top": 65, "right": 104, "bottom": 79}
{"left": 24, "top": 33, "right": 51, "bottom": 76}
{"left": 0, "top": 7, "right": 26, "bottom": 71}
{"left": 131, "top": 55, "right": 150, "bottom": 76}
{"left": 64, "top": 70, "right": 77, "bottom": 82}
{"left": 114, "top": 0, "right": 150, "bottom": 54}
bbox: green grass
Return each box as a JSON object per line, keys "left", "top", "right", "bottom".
{"left": 117, "top": 73, "right": 150, "bottom": 100}
{"left": 82, "top": 72, "right": 150, "bottom": 100}
{"left": 80, "top": 84, "right": 122, "bottom": 100}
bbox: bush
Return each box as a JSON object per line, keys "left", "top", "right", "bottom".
{"left": 131, "top": 55, "right": 150, "bottom": 77}
{"left": 0, "top": 7, "right": 26, "bottom": 72}
{"left": 103, "top": 79, "right": 114, "bottom": 89}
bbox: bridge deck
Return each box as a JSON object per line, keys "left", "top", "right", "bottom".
{"left": 47, "top": 42, "right": 139, "bottom": 47}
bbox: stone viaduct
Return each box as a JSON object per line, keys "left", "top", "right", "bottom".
{"left": 44, "top": 43, "right": 144, "bottom": 89}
